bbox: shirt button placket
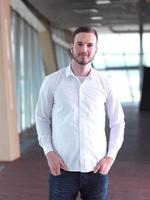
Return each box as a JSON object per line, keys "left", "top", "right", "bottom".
{"left": 79, "top": 84, "right": 85, "bottom": 172}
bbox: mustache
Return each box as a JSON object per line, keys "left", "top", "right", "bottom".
{"left": 78, "top": 53, "right": 88, "bottom": 56}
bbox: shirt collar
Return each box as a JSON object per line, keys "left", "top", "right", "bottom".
{"left": 66, "top": 65, "right": 75, "bottom": 78}
{"left": 66, "top": 65, "right": 95, "bottom": 80}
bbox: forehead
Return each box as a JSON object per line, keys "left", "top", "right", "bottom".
{"left": 73, "top": 32, "right": 97, "bottom": 44}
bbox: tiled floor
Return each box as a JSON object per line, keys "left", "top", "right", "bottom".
{"left": 0, "top": 103, "right": 150, "bottom": 200}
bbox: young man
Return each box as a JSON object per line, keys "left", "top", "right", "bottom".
{"left": 35, "top": 26, "right": 125, "bottom": 200}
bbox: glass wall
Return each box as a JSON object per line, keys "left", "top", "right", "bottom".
{"left": 94, "top": 33, "right": 140, "bottom": 69}
{"left": 11, "top": 10, "right": 45, "bottom": 133}
{"left": 51, "top": 26, "right": 71, "bottom": 69}
{"left": 54, "top": 43, "right": 71, "bottom": 69}
{"left": 143, "top": 33, "right": 150, "bottom": 66}
{"left": 93, "top": 33, "right": 150, "bottom": 103}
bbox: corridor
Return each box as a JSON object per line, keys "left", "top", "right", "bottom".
{"left": 0, "top": 103, "right": 150, "bottom": 200}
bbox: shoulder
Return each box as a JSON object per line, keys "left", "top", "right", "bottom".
{"left": 42, "top": 68, "right": 66, "bottom": 87}
{"left": 94, "top": 69, "right": 112, "bottom": 90}
{"left": 94, "top": 70, "right": 120, "bottom": 99}
{"left": 46, "top": 68, "right": 66, "bottom": 82}
{"left": 40, "top": 68, "right": 66, "bottom": 92}
{"left": 94, "top": 69, "right": 109, "bottom": 81}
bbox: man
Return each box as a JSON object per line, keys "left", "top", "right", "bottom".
{"left": 35, "top": 26, "right": 125, "bottom": 200}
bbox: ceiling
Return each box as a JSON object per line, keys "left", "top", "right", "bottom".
{"left": 22, "top": 0, "right": 150, "bottom": 33}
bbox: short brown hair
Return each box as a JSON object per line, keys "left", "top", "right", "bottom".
{"left": 72, "top": 26, "right": 98, "bottom": 43}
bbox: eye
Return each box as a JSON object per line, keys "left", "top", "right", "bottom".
{"left": 87, "top": 43, "right": 94, "bottom": 48}
{"left": 77, "top": 42, "right": 83, "bottom": 47}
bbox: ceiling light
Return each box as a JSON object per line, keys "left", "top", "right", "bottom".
{"left": 91, "top": 16, "right": 104, "bottom": 20}
{"left": 73, "top": 8, "right": 98, "bottom": 14}
{"left": 96, "top": 0, "right": 111, "bottom": 5}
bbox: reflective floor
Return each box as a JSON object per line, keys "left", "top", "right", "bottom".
{"left": 0, "top": 103, "right": 150, "bottom": 200}
{"left": 109, "top": 103, "right": 150, "bottom": 200}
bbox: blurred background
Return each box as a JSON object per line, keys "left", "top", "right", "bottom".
{"left": 0, "top": 0, "right": 150, "bottom": 199}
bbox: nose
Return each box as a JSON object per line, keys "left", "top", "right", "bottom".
{"left": 81, "top": 45, "right": 88, "bottom": 52}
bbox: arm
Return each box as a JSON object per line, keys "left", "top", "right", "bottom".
{"left": 106, "top": 87, "right": 125, "bottom": 161}
{"left": 35, "top": 77, "right": 54, "bottom": 154}
{"left": 35, "top": 76, "right": 67, "bottom": 175}
{"left": 94, "top": 80, "right": 125, "bottom": 174}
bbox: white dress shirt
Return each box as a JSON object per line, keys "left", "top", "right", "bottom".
{"left": 35, "top": 66, "right": 125, "bottom": 172}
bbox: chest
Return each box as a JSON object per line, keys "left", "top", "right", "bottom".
{"left": 53, "top": 78, "right": 107, "bottom": 108}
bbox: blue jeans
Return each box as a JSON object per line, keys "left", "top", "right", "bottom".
{"left": 49, "top": 171, "right": 109, "bottom": 200}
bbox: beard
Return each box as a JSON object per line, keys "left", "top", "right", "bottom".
{"left": 71, "top": 53, "right": 95, "bottom": 65}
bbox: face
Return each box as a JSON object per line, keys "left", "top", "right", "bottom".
{"left": 71, "top": 32, "right": 98, "bottom": 65}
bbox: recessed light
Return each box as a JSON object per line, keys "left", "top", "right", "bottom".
{"left": 73, "top": 8, "right": 98, "bottom": 14}
{"left": 91, "top": 16, "right": 104, "bottom": 20}
{"left": 96, "top": 0, "right": 111, "bottom": 5}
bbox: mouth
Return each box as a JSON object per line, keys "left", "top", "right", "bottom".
{"left": 79, "top": 53, "right": 88, "bottom": 58}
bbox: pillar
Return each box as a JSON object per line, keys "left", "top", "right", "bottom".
{"left": 38, "top": 31, "right": 57, "bottom": 75}
{"left": 0, "top": 0, "right": 20, "bottom": 161}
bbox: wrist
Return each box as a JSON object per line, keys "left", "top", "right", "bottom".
{"left": 106, "top": 156, "right": 114, "bottom": 161}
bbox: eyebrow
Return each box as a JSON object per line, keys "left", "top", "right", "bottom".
{"left": 76, "top": 41, "right": 95, "bottom": 45}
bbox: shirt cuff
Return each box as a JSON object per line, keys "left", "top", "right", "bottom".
{"left": 106, "top": 150, "right": 118, "bottom": 161}
{"left": 43, "top": 144, "right": 54, "bottom": 155}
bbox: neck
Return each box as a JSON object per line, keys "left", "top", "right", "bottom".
{"left": 71, "top": 60, "right": 92, "bottom": 76}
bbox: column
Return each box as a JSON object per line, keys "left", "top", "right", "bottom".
{"left": 0, "top": 0, "right": 20, "bottom": 160}
{"left": 38, "top": 31, "right": 57, "bottom": 75}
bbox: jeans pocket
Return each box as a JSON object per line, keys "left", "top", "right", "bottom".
{"left": 97, "top": 172, "right": 108, "bottom": 176}
{"left": 52, "top": 169, "right": 66, "bottom": 177}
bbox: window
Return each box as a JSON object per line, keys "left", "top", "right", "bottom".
{"left": 11, "top": 10, "right": 45, "bottom": 133}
